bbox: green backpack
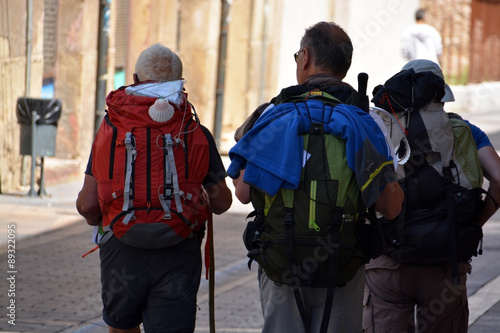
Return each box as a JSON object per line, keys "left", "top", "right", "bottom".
{"left": 247, "top": 129, "right": 366, "bottom": 288}
{"left": 243, "top": 89, "right": 368, "bottom": 289}
{"left": 242, "top": 76, "right": 377, "bottom": 333}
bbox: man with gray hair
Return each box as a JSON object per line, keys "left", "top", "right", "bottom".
{"left": 77, "top": 43, "right": 232, "bottom": 333}
{"left": 230, "top": 22, "right": 403, "bottom": 333}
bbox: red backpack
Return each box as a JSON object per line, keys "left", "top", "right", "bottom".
{"left": 91, "top": 87, "right": 210, "bottom": 249}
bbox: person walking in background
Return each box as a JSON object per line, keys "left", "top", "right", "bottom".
{"left": 229, "top": 21, "right": 404, "bottom": 333}
{"left": 363, "top": 59, "right": 500, "bottom": 333}
{"left": 76, "top": 43, "right": 232, "bottom": 333}
{"left": 401, "top": 8, "right": 443, "bottom": 64}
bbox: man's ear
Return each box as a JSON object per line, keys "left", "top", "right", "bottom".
{"left": 133, "top": 73, "right": 140, "bottom": 83}
{"left": 300, "top": 48, "right": 311, "bottom": 70}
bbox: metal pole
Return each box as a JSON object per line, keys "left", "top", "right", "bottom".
{"left": 38, "top": 157, "right": 47, "bottom": 196}
{"left": 258, "top": 0, "right": 269, "bottom": 104}
{"left": 176, "top": 0, "right": 182, "bottom": 52}
{"left": 22, "top": 0, "right": 34, "bottom": 186}
{"left": 213, "top": 0, "right": 230, "bottom": 148}
{"left": 95, "top": 0, "right": 111, "bottom": 135}
{"left": 25, "top": 0, "right": 33, "bottom": 96}
{"left": 28, "top": 111, "right": 39, "bottom": 197}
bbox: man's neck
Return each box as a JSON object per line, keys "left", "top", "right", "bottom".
{"left": 303, "top": 73, "right": 344, "bottom": 86}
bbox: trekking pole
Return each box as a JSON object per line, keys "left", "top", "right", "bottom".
{"left": 357, "top": 72, "right": 369, "bottom": 113}
{"left": 357, "top": 72, "right": 381, "bottom": 244}
{"left": 208, "top": 212, "right": 216, "bottom": 333}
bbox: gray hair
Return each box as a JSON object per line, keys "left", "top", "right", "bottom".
{"left": 135, "top": 43, "right": 183, "bottom": 82}
{"left": 300, "top": 21, "right": 353, "bottom": 79}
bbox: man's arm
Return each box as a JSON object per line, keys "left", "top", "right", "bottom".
{"left": 373, "top": 181, "right": 404, "bottom": 220}
{"left": 205, "top": 179, "right": 232, "bottom": 215}
{"left": 198, "top": 125, "right": 232, "bottom": 215}
{"left": 477, "top": 145, "right": 500, "bottom": 226}
{"left": 76, "top": 174, "right": 102, "bottom": 226}
{"left": 233, "top": 170, "right": 251, "bottom": 204}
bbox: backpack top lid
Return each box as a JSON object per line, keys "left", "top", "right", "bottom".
{"left": 402, "top": 59, "right": 455, "bottom": 103}
{"left": 106, "top": 80, "right": 190, "bottom": 128}
{"left": 372, "top": 59, "right": 453, "bottom": 114}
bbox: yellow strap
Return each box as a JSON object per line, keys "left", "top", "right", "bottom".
{"left": 360, "top": 160, "right": 394, "bottom": 193}
{"left": 281, "top": 189, "right": 294, "bottom": 208}
{"left": 309, "top": 181, "right": 320, "bottom": 231}
{"left": 264, "top": 195, "right": 277, "bottom": 216}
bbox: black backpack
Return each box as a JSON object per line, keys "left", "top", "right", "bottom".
{"left": 372, "top": 68, "right": 445, "bottom": 113}
{"left": 371, "top": 70, "right": 488, "bottom": 284}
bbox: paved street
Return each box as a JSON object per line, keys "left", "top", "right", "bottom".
{"left": 0, "top": 107, "right": 500, "bottom": 332}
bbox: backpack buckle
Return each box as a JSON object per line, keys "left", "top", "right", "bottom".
{"left": 443, "top": 166, "right": 454, "bottom": 184}
{"left": 284, "top": 207, "right": 293, "bottom": 226}
{"left": 309, "top": 123, "right": 324, "bottom": 135}
{"left": 163, "top": 184, "right": 174, "bottom": 199}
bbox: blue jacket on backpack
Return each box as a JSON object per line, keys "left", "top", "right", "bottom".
{"left": 227, "top": 100, "right": 395, "bottom": 207}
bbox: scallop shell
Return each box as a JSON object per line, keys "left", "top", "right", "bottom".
{"left": 149, "top": 99, "right": 174, "bottom": 122}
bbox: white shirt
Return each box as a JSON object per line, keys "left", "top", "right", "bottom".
{"left": 401, "top": 23, "right": 442, "bottom": 64}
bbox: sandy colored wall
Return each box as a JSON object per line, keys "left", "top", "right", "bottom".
{"left": 1, "top": 0, "right": 490, "bottom": 192}
{"left": 0, "top": 0, "right": 44, "bottom": 192}
{"left": 54, "top": 0, "right": 99, "bottom": 162}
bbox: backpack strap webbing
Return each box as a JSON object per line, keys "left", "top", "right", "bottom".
{"left": 293, "top": 89, "right": 344, "bottom": 107}
{"left": 307, "top": 123, "right": 338, "bottom": 333}
{"left": 122, "top": 132, "right": 136, "bottom": 225}
{"left": 159, "top": 134, "right": 184, "bottom": 220}
{"left": 320, "top": 207, "right": 343, "bottom": 333}
{"left": 281, "top": 189, "right": 312, "bottom": 333}
{"left": 444, "top": 164, "right": 459, "bottom": 285}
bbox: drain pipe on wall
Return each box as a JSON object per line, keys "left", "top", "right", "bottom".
{"left": 258, "top": 0, "right": 269, "bottom": 105}
{"left": 213, "top": 0, "right": 231, "bottom": 149}
{"left": 22, "top": 0, "right": 33, "bottom": 186}
{"left": 94, "top": 0, "right": 111, "bottom": 135}
{"left": 25, "top": 0, "right": 33, "bottom": 96}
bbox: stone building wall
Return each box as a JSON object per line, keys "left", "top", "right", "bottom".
{"left": 218, "top": 0, "right": 284, "bottom": 153}
{"left": 54, "top": 0, "right": 99, "bottom": 162}
{"left": 0, "top": 0, "right": 44, "bottom": 192}
{"left": 420, "top": 0, "right": 472, "bottom": 84}
{"left": 2, "top": 0, "right": 488, "bottom": 193}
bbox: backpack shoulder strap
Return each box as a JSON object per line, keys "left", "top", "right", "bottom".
{"left": 447, "top": 114, "right": 484, "bottom": 188}
{"left": 284, "top": 89, "right": 344, "bottom": 107}
{"left": 280, "top": 187, "right": 315, "bottom": 332}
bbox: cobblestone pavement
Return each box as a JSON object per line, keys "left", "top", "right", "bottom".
{"left": 2, "top": 187, "right": 500, "bottom": 333}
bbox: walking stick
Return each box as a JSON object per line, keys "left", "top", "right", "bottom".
{"left": 208, "top": 212, "right": 216, "bottom": 333}
{"left": 357, "top": 72, "right": 369, "bottom": 112}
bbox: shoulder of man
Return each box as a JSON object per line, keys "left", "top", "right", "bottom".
{"left": 234, "top": 81, "right": 357, "bottom": 142}
{"left": 234, "top": 102, "right": 273, "bottom": 142}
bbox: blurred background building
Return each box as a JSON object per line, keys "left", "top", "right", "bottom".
{"left": 1, "top": 0, "right": 499, "bottom": 193}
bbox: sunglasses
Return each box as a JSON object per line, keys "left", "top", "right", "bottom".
{"left": 294, "top": 50, "right": 304, "bottom": 63}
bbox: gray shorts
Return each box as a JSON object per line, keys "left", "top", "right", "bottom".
{"left": 259, "top": 265, "right": 365, "bottom": 333}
